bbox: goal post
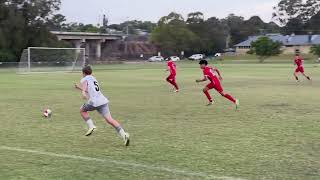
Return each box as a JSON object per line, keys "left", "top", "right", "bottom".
{"left": 18, "top": 47, "right": 86, "bottom": 73}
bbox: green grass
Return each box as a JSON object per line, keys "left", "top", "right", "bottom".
{"left": 0, "top": 62, "right": 319, "bottom": 180}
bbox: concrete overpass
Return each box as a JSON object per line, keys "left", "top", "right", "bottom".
{"left": 51, "top": 31, "right": 124, "bottom": 60}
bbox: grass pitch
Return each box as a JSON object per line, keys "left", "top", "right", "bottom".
{"left": 0, "top": 62, "right": 319, "bottom": 180}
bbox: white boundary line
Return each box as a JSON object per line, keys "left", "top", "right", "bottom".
{"left": 0, "top": 146, "right": 244, "bottom": 180}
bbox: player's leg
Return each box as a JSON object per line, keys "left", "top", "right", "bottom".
{"left": 302, "top": 73, "right": 311, "bottom": 80}
{"left": 294, "top": 68, "right": 300, "bottom": 81}
{"left": 166, "top": 75, "right": 179, "bottom": 91}
{"left": 214, "top": 81, "right": 239, "bottom": 108}
{"left": 98, "top": 104, "right": 130, "bottom": 146}
{"left": 171, "top": 75, "right": 179, "bottom": 92}
{"left": 80, "top": 104, "right": 97, "bottom": 136}
{"left": 203, "top": 84, "right": 214, "bottom": 105}
{"left": 300, "top": 68, "right": 311, "bottom": 80}
{"left": 219, "top": 90, "right": 236, "bottom": 103}
{"left": 294, "top": 72, "right": 299, "bottom": 81}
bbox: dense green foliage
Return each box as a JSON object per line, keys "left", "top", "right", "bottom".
{"left": 150, "top": 12, "right": 200, "bottom": 56}
{"left": 273, "top": 0, "right": 320, "bottom": 34}
{"left": 151, "top": 12, "right": 280, "bottom": 56}
{"left": 0, "top": 0, "right": 70, "bottom": 62}
{"left": 310, "top": 45, "right": 320, "bottom": 57}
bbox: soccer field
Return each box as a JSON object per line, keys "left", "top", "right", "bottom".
{"left": 0, "top": 62, "right": 319, "bottom": 180}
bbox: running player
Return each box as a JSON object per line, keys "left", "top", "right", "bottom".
{"left": 196, "top": 60, "right": 239, "bottom": 108}
{"left": 294, "top": 53, "right": 311, "bottom": 82}
{"left": 75, "top": 66, "right": 130, "bottom": 146}
{"left": 166, "top": 57, "right": 179, "bottom": 92}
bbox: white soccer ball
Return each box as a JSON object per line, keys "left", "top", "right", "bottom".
{"left": 43, "top": 108, "right": 52, "bottom": 118}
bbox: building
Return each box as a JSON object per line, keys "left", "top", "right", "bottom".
{"left": 235, "top": 34, "right": 320, "bottom": 55}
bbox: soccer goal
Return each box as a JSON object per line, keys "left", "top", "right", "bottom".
{"left": 18, "top": 47, "right": 86, "bottom": 73}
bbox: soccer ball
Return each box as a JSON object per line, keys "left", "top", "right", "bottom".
{"left": 43, "top": 108, "right": 52, "bottom": 118}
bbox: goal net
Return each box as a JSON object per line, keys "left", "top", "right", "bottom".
{"left": 18, "top": 47, "right": 86, "bottom": 73}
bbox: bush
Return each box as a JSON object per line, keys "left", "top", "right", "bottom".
{"left": 0, "top": 50, "right": 16, "bottom": 62}
{"left": 250, "top": 36, "right": 282, "bottom": 62}
{"left": 310, "top": 45, "right": 320, "bottom": 57}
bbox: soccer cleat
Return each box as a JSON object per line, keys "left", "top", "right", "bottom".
{"left": 174, "top": 89, "right": 179, "bottom": 93}
{"left": 235, "top": 99, "right": 240, "bottom": 110}
{"left": 85, "top": 127, "right": 96, "bottom": 136}
{"left": 124, "top": 133, "right": 130, "bottom": 146}
{"left": 206, "top": 101, "right": 214, "bottom": 106}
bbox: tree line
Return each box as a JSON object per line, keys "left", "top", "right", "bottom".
{"left": 0, "top": 0, "right": 70, "bottom": 62}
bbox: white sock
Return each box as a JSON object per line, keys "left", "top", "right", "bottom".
{"left": 86, "top": 119, "right": 96, "bottom": 129}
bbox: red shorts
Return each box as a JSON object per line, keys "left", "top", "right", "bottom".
{"left": 295, "top": 66, "right": 304, "bottom": 73}
{"left": 206, "top": 78, "right": 223, "bottom": 93}
{"left": 167, "top": 74, "right": 176, "bottom": 81}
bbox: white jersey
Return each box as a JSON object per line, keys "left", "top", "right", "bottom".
{"left": 80, "top": 75, "right": 109, "bottom": 107}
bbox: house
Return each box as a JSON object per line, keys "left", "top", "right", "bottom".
{"left": 235, "top": 34, "right": 320, "bottom": 55}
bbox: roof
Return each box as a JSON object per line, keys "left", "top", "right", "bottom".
{"left": 235, "top": 34, "right": 320, "bottom": 47}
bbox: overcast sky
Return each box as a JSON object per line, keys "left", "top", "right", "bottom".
{"left": 59, "top": 0, "right": 279, "bottom": 25}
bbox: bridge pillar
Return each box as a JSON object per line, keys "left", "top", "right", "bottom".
{"left": 85, "top": 42, "right": 90, "bottom": 58}
{"left": 95, "top": 39, "right": 105, "bottom": 60}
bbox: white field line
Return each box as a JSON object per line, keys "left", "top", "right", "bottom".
{"left": 0, "top": 146, "right": 244, "bottom": 180}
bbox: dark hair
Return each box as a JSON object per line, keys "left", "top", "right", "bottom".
{"left": 199, "top": 60, "right": 208, "bottom": 65}
{"left": 82, "top": 66, "right": 92, "bottom": 75}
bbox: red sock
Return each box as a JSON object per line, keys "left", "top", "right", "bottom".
{"left": 224, "top": 94, "right": 236, "bottom": 103}
{"left": 204, "top": 91, "right": 212, "bottom": 102}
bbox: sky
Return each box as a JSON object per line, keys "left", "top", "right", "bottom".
{"left": 59, "top": 0, "right": 279, "bottom": 25}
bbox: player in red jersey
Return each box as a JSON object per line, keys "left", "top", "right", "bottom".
{"left": 166, "top": 58, "right": 179, "bottom": 92}
{"left": 294, "top": 53, "right": 311, "bottom": 82}
{"left": 196, "top": 60, "right": 239, "bottom": 108}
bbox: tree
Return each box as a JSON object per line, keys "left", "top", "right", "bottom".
{"left": 186, "top": 12, "right": 204, "bottom": 24}
{"left": 250, "top": 37, "right": 282, "bottom": 62}
{"left": 305, "top": 11, "right": 320, "bottom": 33}
{"left": 310, "top": 45, "right": 320, "bottom": 57}
{"left": 158, "top": 12, "right": 184, "bottom": 25}
{"left": 46, "top": 14, "right": 67, "bottom": 31}
{"left": 0, "top": 0, "right": 68, "bottom": 62}
{"left": 273, "top": 0, "right": 320, "bottom": 25}
{"left": 281, "top": 18, "right": 305, "bottom": 34}
{"left": 221, "top": 14, "right": 246, "bottom": 46}
{"left": 151, "top": 12, "right": 199, "bottom": 56}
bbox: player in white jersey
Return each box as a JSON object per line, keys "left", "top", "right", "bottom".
{"left": 75, "top": 66, "right": 130, "bottom": 146}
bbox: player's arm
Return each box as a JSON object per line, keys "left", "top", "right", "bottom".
{"left": 80, "top": 81, "right": 89, "bottom": 100}
{"left": 196, "top": 76, "right": 207, "bottom": 83}
{"left": 212, "top": 68, "right": 223, "bottom": 80}
{"left": 75, "top": 83, "right": 83, "bottom": 91}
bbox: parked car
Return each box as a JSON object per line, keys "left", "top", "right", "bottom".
{"left": 214, "top": 53, "right": 222, "bottom": 57}
{"left": 148, "top": 56, "right": 164, "bottom": 62}
{"left": 188, "top": 54, "right": 205, "bottom": 60}
{"left": 165, "top": 56, "right": 181, "bottom": 62}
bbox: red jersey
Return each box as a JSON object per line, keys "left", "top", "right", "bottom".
{"left": 203, "top": 66, "right": 218, "bottom": 83}
{"left": 167, "top": 60, "right": 176, "bottom": 75}
{"left": 295, "top": 56, "right": 304, "bottom": 67}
